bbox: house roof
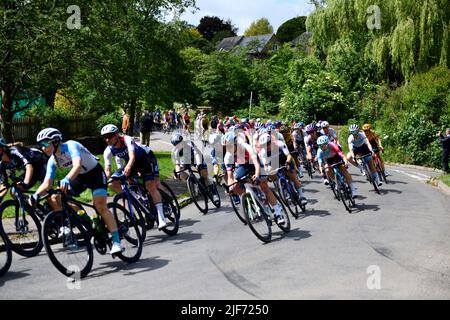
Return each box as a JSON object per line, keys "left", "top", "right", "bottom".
{"left": 216, "top": 33, "right": 278, "bottom": 52}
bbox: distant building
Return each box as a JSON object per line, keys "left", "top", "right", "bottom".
{"left": 216, "top": 33, "right": 280, "bottom": 57}
{"left": 291, "top": 32, "right": 312, "bottom": 54}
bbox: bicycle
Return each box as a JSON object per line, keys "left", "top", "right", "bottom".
{"left": 0, "top": 229, "right": 12, "bottom": 277}
{"left": 328, "top": 161, "right": 356, "bottom": 213}
{"left": 216, "top": 173, "right": 247, "bottom": 225}
{"left": 225, "top": 174, "right": 291, "bottom": 243}
{"left": 0, "top": 171, "right": 51, "bottom": 257}
{"left": 271, "top": 165, "right": 305, "bottom": 219}
{"left": 175, "top": 166, "right": 221, "bottom": 214}
{"left": 112, "top": 173, "right": 180, "bottom": 237}
{"left": 40, "top": 187, "right": 143, "bottom": 278}
{"left": 372, "top": 148, "right": 388, "bottom": 184}
{"left": 356, "top": 153, "right": 380, "bottom": 194}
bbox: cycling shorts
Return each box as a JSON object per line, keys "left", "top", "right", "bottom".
{"left": 70, "top": 163, "right": 107, "bottom": 197}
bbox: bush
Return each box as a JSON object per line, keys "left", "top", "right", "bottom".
{"left": 96, "top": 111, "right": 122, "bottom": 133}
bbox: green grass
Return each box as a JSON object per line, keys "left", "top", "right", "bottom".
{"left": 438, "top": 174, "right": 450, "bottom": 187}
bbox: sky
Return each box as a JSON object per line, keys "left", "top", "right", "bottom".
{"left": 180, "top": 0, "right": 316, "bottom": 35}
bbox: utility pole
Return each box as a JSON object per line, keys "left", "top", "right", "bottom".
{"left": 249, "top": 91, "right": 253, "bottom": 119}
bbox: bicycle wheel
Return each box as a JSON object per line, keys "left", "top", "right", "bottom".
{"left": 158, "top": 190, "right": 180, "bottom": 236}
{"left": 277, "top": 179, "right": 300, "bottom": 219}
{"left": 344, "top": 184, "right": 356, "bottom": 209}
{"left": 242, "top": 193, "right": 272, "bottom": 243}
{"left": 187, "top": 176, "right": 208, "bottom": 214}
{"left": 207, "top": 182, "right": 221, "bottom": 208}
{"left": 0, "top": 199, "right": 43, "bottom": 257}
{"left": 272, "top": 191, "right": 291, "bottom": 233}
{"left": 159, "top": 181, "right": 180, "bottom": 215}
{"left": 108, "top": 203, "right": 142, "bottom": 263}
{"left": 305, "top": 160, "right": 313, "bottom": 179}
{"left": 0, "top": 231, "right": 12, "bottom": 277}
{"left": 230, "top": 194, "right": 247, "bottom": 225}
{"left": 336, "top": 180, "right": 351, "bottom": 213}
{"left": 113, "top": 192, "right": 147, "bottom": 240}
{"left": 329, "top": 178, "right": 340, "bottom": 201}
{"left": 42, "top": 210, "right": 93, "bottom": 278}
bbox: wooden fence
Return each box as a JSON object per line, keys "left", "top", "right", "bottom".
{"left": 11, "top": 116, "right": 98, "bottom": 146}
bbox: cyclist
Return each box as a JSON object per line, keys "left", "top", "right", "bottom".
{"left": 171, "top": 133, "right": 219, "bottom": 203}
{"left": 317, "top": 136, "right": 358, "bottom": 198}
{"left": 362, "top": 123, "right": 388, "bottom": 176}
{"left": 101, "top": 124, "right": 167, "bottom": 230}
{"left": 222, "top": 131, "right": 286, "bottom": 225}
{"left": 31, "top": 128, "right": 123, "bottom": 254}
{"left": 0, "top": 139, "right": 49, "bottom": 201}
{"left": 182, "top": 111, "right": 191, "bottom": 136}
{"left": 347, "top": 124, "right": 382, "bottom": 187}
{"left": 320, "top": 121, "right": 340, "bottom": 147}
{"left": 258, "top": 131, "right": 307, "bottom": 205}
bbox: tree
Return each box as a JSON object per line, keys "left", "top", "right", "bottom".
{"left": 0, "top": 0, "right": 84, "bottom": 141}
{"left": 276, "top": 16, "right": 307, "bottom": 43}
{"left": 196, "top": 16, "right": 237, "bottom": 41}
{"left": 244, "top": 18, "right": 274, "bottom": 36}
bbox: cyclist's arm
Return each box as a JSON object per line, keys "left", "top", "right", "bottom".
{"left": 23, "top": 163, "right": 33, "bottom": 186}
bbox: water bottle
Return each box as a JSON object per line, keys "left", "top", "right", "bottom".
{"left": 89, "top": 212, "right": 101, "bottom": 233}
{"left": 77, "top": 209, "right": 92, "bottom": 228}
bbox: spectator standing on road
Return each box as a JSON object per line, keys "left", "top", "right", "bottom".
{"left": 122, "top": 111, "right": 129, "bottom": 134}
{"left": 438, "top": 128, "right": 450, "bottom": 173}
{"left": 140, "top": 111, "right": 153, "bottom": 146}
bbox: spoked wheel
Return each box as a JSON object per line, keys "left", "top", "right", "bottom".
{"left": 336, "top": 181, "right": 352, "bottom": 213}
{"left": 305, "top": 160, "right": 313, "bottom": 179}
{"left": 0, "top": 200, "right": 43, "bottom": 257}
{"left": 0, "top": 231, "right": 12, "bottom": 277}
{"left": 206, "top": 182, "right": 221, "bottom": 208}
{"left": 242, "top": 193, "right": 272, "bottom": 243}
{"left": 159, "top": 181, "right": 181, "bottom": 215}
{"left": 230, "top": 194, "right": 247, "bottom": 225}
{"left": 187, "top": 177, "right": 208, "bottom": 214}
{"left": 272, "top": 192, "right": 291, "bottom": 233}
{"left": 113, "top": 192, "right": 147, "bottom": 240}
{"left": 277, "top": 179, "right": 301, "bottom": 219}
{"left": 158, "top": 190, "right": 180, "bottom": 236}
{"left": 42, "top": 210, "right": 94, "bottom": 278}
{"left": 108, "top": 203, "right": 142, "bottom": 263}
{"left": 329, "top": 178, "right": 340, "bottom": 201}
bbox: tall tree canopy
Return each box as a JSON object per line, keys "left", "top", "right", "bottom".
{"left": 306, "top": 0, "right": 449, "bottom": 82}
{"left": 196, "top": 16, "right": 237, "bottom": 41}
{"left": 244, "top": 18, "right": 274, "bottom": 36}
{"left": 276, "top": 16, "right": 307, "bottom": 43}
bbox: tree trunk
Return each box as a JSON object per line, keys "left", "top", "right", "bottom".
{"left": 1, "top": 89, "right": 15, "bottom": 141}
{"left": 43, "top": 88, "right": 57, "bottom": 109}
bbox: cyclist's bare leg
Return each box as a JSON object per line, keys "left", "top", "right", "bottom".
{"left": 93, "top": 195, "right": 118, "bottom": 232}
{"left": 145, "top": 178, "right": 161, "bottom": 203}
{"left": 259, "top": 179, "right": 277, "bottom": 206}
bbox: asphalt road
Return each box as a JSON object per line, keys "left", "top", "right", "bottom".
{"left": 1, "top": 130, "right": 449, "bottom": 300}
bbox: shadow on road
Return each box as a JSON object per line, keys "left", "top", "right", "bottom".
{"left": 353, "top": 203, "right": 380, "bottom": 212}
{"left": 87, "top": 256, "right": 170, "bottom": 279}
{"left": 0, "top": 269, "right": 31, "bottom": 286}
{"left": 379, "top": 188, "right": 403, "bottom": 195}
{"left": 302, "top": 188, "right": 320, "bottom": 194}
{"left": 179, "top": 218, "right": 201, "bottom": 228}
{"left": 384, "top": 180, "right": 407, "bottom": 185}
{"left": 144, "top": 230, "right": 203, "bottom": 246}
{"left": 284, "top": 228, "right": 312, "bottom": 241}
{"left": 304, "top": 209, "right": 331, "bottom": 217}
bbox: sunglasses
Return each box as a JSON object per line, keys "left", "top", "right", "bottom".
{"left": 39, "top": 140, "right": 52, "bottom": 149}
{"left": 102, "top": 133, "right": 116, "bottom": 140}
{"left": 350, "top": 131, "right": 359, "bottom": 135}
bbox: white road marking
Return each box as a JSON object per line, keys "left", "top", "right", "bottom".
{"left": 390, "top": 169, "right": 429, "bottom": 182}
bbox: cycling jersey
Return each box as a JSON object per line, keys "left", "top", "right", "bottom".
{"left": 317, "top": 142, "right": 345, "bottom": 166}
{"left": 172, "top": 141, "right": 205, "bottom": 168}
{"left": 320, "top": 127, "right": 338, "bottom": 143}
{"left": 45, "top": 140, "right": 99, "bottom": 180}
{"left": 224, "top": 137, "right": 255, "bottom": 166}
{"left": 259, "top": 139, "right": 290, "bottom": 170}
{"left": 348, "top": 132, "right": 368, "bottom": 149}
{"left": 104, "top": 135, "right": 159, "bottom": 181}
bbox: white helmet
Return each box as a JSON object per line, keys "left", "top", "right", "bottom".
{"left": 36, "top": 128, "right": 62, "bottom": 143}
{"left": 321, "top": 121, "right": 329, "bottom": 128}
{"left": 101, "top": 124, "right": 119, "bottom": 136}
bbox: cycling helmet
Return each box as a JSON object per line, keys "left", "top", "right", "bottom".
{"left": 275, "top": 121, "right": 282, "bottom": 128}
{"left": 321, "top": 121, "right": 329, "bottom": 128}
{"left": 258, "top": 133, "right": 271, "bottom": 145}
{"left": 36, "top": 128, "right": 62, "bottom": 143}
{"left": 170, "top": 133, "right": 183, "bottom": 146}
{"left": 221, "top": 131, "right": 236, "bottom": 146}
{"left": 349, "top": 124, "right": 359, "bottom": 133}
{"left": 293, "top": 123, "right": 302, "bottom": 129}
{"left": 258, "top": 127, "right": 269, "bottom": 135}
{"left": 254, "top": 122, "right": 263, "bottom": 130}
{"left": 305, "top": 124, "right": 315, "bottom": 133}
{"left": 101, "top": 124, "right": 119, "bottom": 136}
{"left": 362, "top": 123, "right": 371, "bottom": 131}
{"left": 0, "top": 138, "right": 7, "bottom": 147}
{"left": 317, "top": 135, "right": 329, "bottom": 146}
